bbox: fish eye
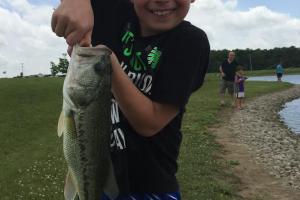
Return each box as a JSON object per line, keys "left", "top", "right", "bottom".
{"left": 94, "top": 61, "right": 105, "bottom": 73}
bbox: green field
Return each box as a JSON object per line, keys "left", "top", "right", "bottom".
{"left": 0, "top": 71, "right": 293, "bottom": 199}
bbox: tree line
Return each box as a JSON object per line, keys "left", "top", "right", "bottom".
{"left": 50, "top": 53, "right": 69, "bottom": 76}
{"left": 50, "top": 46, "right": 300, "bottom": 75}
{"left": 208, "top": 46, "right": 300, "bottom": 72}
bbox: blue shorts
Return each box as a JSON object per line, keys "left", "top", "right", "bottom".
{"left": 101, "top": 192, "right": 181, "bottom": 200}
{"left": 277, "top": 73, "right": 282, "bottom": 78}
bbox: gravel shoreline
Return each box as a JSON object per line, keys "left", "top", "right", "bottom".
{"left": 228, "top": 85, "right": 300, "bottom": 189}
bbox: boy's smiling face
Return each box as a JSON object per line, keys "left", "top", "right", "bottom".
{"left": 131, "top": 0, "right": 195, "bottom": 37}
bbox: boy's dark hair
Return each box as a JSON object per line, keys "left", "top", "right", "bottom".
{"left": 236, "top": 65, "right": 244, "bottom": 71}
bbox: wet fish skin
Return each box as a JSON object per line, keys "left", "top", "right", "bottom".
{"left": 58, "top": 45, "right": 112, "bottom": 200}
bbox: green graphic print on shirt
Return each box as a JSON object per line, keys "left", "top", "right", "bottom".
{"left": 110, "top": 27, "right": 162, "bottom": 151}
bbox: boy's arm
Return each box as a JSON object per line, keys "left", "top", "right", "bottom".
{"left": 51, "top": 0, "right": 93, "bottom": 46}
{"left": 110, "top": 53, "right": 179, "bottom": 138}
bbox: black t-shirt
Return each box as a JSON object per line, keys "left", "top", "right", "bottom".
{"left": 91, "top": 0, "right": 210, "bottom": 194}
{"left": 221, "top": 59, "right": 238, "bottom": 82}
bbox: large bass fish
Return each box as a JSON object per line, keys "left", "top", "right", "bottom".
{"left": 57, "top": 45, "right": 118, "bottom": 200}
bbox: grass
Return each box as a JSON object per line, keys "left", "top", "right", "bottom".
{"left": 0, "top": 71, "right": 294, "bottom": 199}
{"left": 0, "top": 78, "right": 65, "bottom": 199}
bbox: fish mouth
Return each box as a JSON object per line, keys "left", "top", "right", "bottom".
{"left": 149, "top": 8, "right": 177, "bottom": 16}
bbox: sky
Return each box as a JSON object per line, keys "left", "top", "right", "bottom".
{"left": 237, "top": 0, "right": 300, "bottom": 18}
{"left": 0, "top": 0, "right": 300, "bottom": 78}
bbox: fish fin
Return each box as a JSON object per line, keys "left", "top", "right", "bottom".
{"left": 64, "top": 170, "right": 78, "bottom": 200}
{"left": 103, "top": 158, "right": 119, "bottom": 199}
{"left": 65, "top": 114, "right": 77, "bottom": 137}
{"left": 57, "top": 111, "right": 64, "bottom": 137}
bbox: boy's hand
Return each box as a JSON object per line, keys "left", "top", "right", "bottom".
{"left": 51, "top": 0, "right": 94, "bottom": 46}
{"left": 67, "top": 45, "right": 73, "bottom": 57}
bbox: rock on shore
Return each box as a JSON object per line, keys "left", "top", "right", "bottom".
{"left": 229, "top": 85, "right": 300, "bottom": 189}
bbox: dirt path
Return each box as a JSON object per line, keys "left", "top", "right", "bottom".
{"left": 212, "top": 85, "right": 300, "bottom": 200}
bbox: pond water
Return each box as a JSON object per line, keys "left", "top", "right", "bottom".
{"left": 279, "top": 99, "right": 300, "bottom": 135}
{"left": 249, "top": 75, "right": 300, "bottom": 135}
{"left": 248, "top": 75, "right": 300, "bottom": 84}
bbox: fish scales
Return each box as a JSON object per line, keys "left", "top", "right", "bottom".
{"left": 58, "top": 45, "right": 113, "bottom": 200}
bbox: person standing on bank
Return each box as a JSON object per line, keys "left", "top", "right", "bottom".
{"left": 276, "top": 61, "right": 284, "bottom": 82}
{"left": 219, "top": 51, "right": 238, "bottom": 106}
{"left": 51, "top": 0, "right": 210, "bottom": 199}
{"left": 235, "top": 65, "right": 247, "bottom": 110}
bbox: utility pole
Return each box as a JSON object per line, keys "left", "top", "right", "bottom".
{"left": 21, "top": 63, "right": 24, "bottom": 77}
{"left": 249, "top": 54, "right": 253, "bottom": 71}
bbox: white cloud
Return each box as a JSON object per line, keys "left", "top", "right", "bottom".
{"left": 186, "top": 0, "right": 300, "bottom": 50}
{"left": 0, "top": 0, "right": 65, "bottom": 78}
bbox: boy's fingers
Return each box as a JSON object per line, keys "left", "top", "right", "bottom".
{"left": 64, "top": 23, "right": 76, "bottom": 39}
{"left": 54, "top": 19, "right": 68, "bottom": 37}
{"left": 79, "top": 31, "right": 92, "bottom": 47}
{"left": 51, "top": 7, "right": 67, "bottom": 37}
{"left": 51, "top": 13, "right": 58, "bottom": 33}
{"left": 66, "top": 30, "right": 92, "bottom": 55}
{"left": 67, "top": 46, "right": 73, "bottom": 57}
{"left": 66, "top": 31, "right": 85, "bottom": 46}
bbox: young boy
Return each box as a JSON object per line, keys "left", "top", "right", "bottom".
{"left": 52, "top": 0, "right": 210, "bottom": 199}
{"left": 235, "top": 65, "right": 247, "bottom": 110}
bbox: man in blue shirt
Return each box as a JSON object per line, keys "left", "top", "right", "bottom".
{"left": 276, "top": 62, "right": 284, "bottom": 82}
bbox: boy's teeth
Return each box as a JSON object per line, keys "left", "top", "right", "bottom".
{"left": 153, "top": 10, "right": 172, "bottom": 16}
